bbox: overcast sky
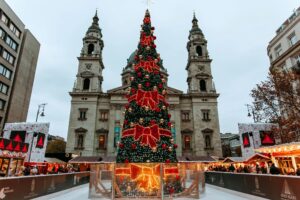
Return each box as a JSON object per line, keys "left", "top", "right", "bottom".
{"left": 7, "top": 0, "right": 300, "bottom": 139}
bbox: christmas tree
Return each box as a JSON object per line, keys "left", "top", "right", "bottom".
{"left": 116, "top": 10, "right": 178, "bottom": 163}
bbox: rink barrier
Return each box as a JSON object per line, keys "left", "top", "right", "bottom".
{"left": 0, "top": 172, "right": 90, "bottom": 200}
{"left": 205, "top": 171, "right": 300, "bottom": 200}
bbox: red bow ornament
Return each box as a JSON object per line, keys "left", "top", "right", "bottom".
{"left": 128, "top": 89, "right": 165, "bottom": 110}
{"left": 122, "top": 124, "right": 171, "bottom": 148}
{"left": 135, "top": 60, "right": 159, "bottom": 73}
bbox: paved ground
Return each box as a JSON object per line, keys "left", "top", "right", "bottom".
{"left": 34, "top": 184, "right": 268, "bottom": 200}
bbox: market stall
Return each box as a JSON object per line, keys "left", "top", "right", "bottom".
{"left": 256, "top": 142, "right": 300, "bottom": 175}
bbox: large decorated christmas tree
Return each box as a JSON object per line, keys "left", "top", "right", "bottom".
{"left": 116, "top": 10, "right": 178, "bottom": 163}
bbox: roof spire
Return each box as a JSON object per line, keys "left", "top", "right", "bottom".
{"left": 93, "top": 9, "right": 99, "bottom": 25}
{"left": 189, "top": 11, "right": 203, "bottom": 37}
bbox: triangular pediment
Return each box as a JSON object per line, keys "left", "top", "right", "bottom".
{"left": 181, "top": 128, "right": 193, "bottom": 134}
{"left": 80, "top": 71, "right": 94, "bottom": 78}
{"left": 202, "top": 128, "right": 213, "bottom": 134}
{"left": 107, "top": 85, "right": 183, "bottom": 95}
{"left": 96, "top": 128, "right": 109, "bottom": 134}
{"left": 75, "top": 127, "right": 88, "bottom": 133}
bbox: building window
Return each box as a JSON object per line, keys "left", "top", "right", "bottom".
{"left": 83, "top": 78, "right": 90, "bottom": 90}
{"left": 196, "top": 46, "right": 202, "bottom": 56}
{"left": 200, "top": 80, "right": 206, "bottom": 91}
{"left": 78, "top": 108, "right": 88, "bottom": 120}
{"left": 0, "top": 82, "right": 8, "bottom": 95}
{"left": 183, "top": 135, "right": 191, "bottom": 150}
{"left": 99, "top": 110, "right": 109, "bottom": 121}
{"left": 5, "top": 36, "right": 18, "bottom": 51}
{"left": 275, "top": 45, "right": 283, "bottom": 58}
{"left": 98, "top": 134, "right": 106, "bottom": 149}
{"left": 0, "top": 64, "right": 11, "bottom": 79}
{"left": 205, "top": 135, "right": 211, "bottom": 148}
{"left": 0, "top": 99, "right": 5, "bottom": 110}
{"left": 77, "top": 135, "right": 84, "bottom": 148}
{"left": 2, "top": 50, "right": 15, "bottom": 65}
{"left": 0, "top": 28, "right": 5, "bottom": 40}
{"left": 9, "top": 23, "right": 21, "bottom": 38}
{"left": 88, "top": 44, "right": 94, "bottom": 55}
{"left": 181, "top": 111, "right": 190, "bottom": 121}
{"left": 202, "top": 110, "right": 210, "bottom": 121}
{"left": 288, "top": 32, "right": 297, "bottom": 46}
{"left": 1, "top": 13, "right": 8, "bottom": 25}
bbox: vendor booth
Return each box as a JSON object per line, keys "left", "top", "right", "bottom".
{"left": 256, "top": 142, "right": 300, "bottom": 175}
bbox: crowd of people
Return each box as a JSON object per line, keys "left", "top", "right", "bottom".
{"left": 208, "top": 162, "right": 300, "bottom": 176}
{"left": 7, "top": 164, "right": 84, "bottom": 177}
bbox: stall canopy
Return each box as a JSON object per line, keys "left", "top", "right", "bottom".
{"left": 44, "top": 157, "right": 66, "bottom": 164}
{"left": 222, "top": 157, "right": 245, "bottom": 163}
{"left": 68, "top": 156, "right": 115, "bottom": 163}
{"left": 246, "top": 153, "right": 270, "bottom": 163}
{"left": 256, "top": 142, "right": 300, "bottom": 156}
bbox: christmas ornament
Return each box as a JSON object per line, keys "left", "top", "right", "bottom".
{"left": 130, "top": 76, "right": 134, "bottom": 81}
{"left": 128, "top": 107, "right": 132, "bottom": 112}
{"left": 131, "top": 143, "right": 137, "bottom": 150}
{"left": 162, "top": 106, "right": 166, "bottom": 110}
{"left": 145, "top": 82, "right": 151, "bottom": 87}
{"left": 119, "top": 143, "right": 124, "bottom": 149}
{"left": 162, "top": 143, "right": 167, "bottom": 149}
{"left": 138, "top": 84, "right": 142, "bottom": 89}
{"left": 168, "top": 146, "right": 173, "bottom": 152}
{"left": 139, "top": 118, "right": 144, "bottom": 124}
{"left": 162, "top": 78, "right": 166, "bottom": 83}
{"left": 130, "top": 122, "right": 134, "bottom": 127}
{"left": 146, "top": 46, "right": 150, "bottom": 50}
{"left": 145, "top": 74, "right": 150, "bottom": 79}
{"left": 174, "top": 144, "right": 178, "bottom": 149}
{"left": 160, "top": 119, "right": 164, "bottom": 123}
{"left": 170, "top": 139, "right": 174, "bottom": 143}
{"left": 152, "top": 147, "right": 157, "bottom": 152}
{"left": 139, "top": 55, "right": 143, "bottom": 59}
{"left": 145, "top": 106, "right": 149, "bottom": 111}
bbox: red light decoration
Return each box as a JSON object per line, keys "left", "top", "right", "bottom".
{"left": 0, "top": 139, "right": 4, "bottom": 150}
{"left": 6, "top": 141, "right": 13, "bottom": 151}
{"left": 14, "top": 142, "right": 21, "bottom": 152}
{"left": 22, "top": 144, "right": 28, "bottom": 153}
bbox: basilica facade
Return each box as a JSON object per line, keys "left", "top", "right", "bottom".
{"left": 66, "top": 12, "right": 222, "bottom": 158}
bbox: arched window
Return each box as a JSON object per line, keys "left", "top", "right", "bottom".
{"left": 184, "top": 135, "right": 191, "bottom": 150}
{"left": 196, "top": 46, "right": 202, "bottom": 56}
{"left": 200, "top": 80, "right": 206, "bottom": 91}
{"left": 88, "top": 44, "right": 94, "bottom": 55}
{"left": 77, "top": 135, "right": 84, "bottom": 148}
{"left": 83, "top": 78, "right": 90, "bottom": 90}
{"left": 123, "top": 79, "right": 128, "bottom": 85}
{"left": 205, "top": 135, "right": 211, "bottom": 148}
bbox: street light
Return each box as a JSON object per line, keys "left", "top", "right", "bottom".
{"left": 36, "top": 103, "right": 47, "bottom": 122}
{"left": 245, "top": 104, "right": 257, "bottom": 123}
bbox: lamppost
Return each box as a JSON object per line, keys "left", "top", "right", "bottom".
{"left": 28, "top": 132, "right": 38, "bottom": 162}
{"left": 36, "top": 103, "right": 47, "bottom": 122}
{"left": 245, "top": 104, "right": 258, "bottom": 123}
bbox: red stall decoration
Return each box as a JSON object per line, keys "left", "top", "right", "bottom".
{"left": 242, "top": 132, "right": 251, "bottom": 148}
{"left": 36, "top": 133, "right": 45, "bottom": 148}
{"left": 10, "top": 131, "right": 26, "bottom": 143}
{"left": 260, "top": 131, "right": 275, "bottom": 146}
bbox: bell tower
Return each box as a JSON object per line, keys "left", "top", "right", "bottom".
{"left": 186, "top": 13, "right": 216, "bottom": 94}
{"left": 73, "top": 11, "right": 104, "bottom": 93}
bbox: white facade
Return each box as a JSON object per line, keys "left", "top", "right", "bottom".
{"left": 3, "top": 122, "right": 49, "bottom": 162}
{"left": 238, "top": 123, "right": 279, "bottom": 158}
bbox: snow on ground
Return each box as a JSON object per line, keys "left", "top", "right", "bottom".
{"left": 34, "top": 184, "right": 268, "bottom": 200}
